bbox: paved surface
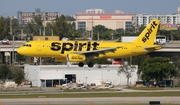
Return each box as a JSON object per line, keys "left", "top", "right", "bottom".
{"left": 0, "top": 97, "right": 179, "bottom": 104}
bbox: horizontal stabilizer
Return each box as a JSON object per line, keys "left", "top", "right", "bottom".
{"left": 144, "top": 45, "right": 162, "bottom": 50}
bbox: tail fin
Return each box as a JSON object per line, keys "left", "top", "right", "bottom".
{"left": 133, "top": 20, "right": 160, "bottom": 45}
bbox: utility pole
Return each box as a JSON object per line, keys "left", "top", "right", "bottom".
{"left": 111, "top": 32, "right": 114, "bottom": 40}
{"left": 10, "top": 15, "right": 12, "bottom": 36}
{"left": 21, "top": 29, "right": 23, "bottom": 40}
{"left": 97, "top": 32, "right": 99, "bottom": 40}
{"left": 10, "top": 16, "right": 14, "bottom": 64}
{"left": 12, "top": 35, "right": 14, "bottom": 64}
{"left": 43, "top": 26, "right": 45, "bottom": 36}
{"left": 91, "top": 14, "right": 93, "bottom": 40}
{"left": 43, "top": 14, "right": 45, "bottom": 36}
{"left": 51, "top": 29, "right": 53, "bottom": 36}
{"left": 39, "top": 28, "right": 41, "bottom": 35}
{"left": 134, "top": 12, "right": 137, "bottom": 33}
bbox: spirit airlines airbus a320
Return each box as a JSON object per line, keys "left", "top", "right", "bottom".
{"left": 17, "top": 20, "right": 162, "bottom": 67}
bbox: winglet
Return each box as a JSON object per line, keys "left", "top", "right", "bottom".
{"left": 133, "top": 20, "right": 160, "bottom": 45}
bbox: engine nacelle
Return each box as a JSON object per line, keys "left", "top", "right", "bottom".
{"left": 67, "top": 54, "right": 86, "bottom": 62}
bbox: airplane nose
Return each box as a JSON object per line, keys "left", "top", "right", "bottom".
{"left": 17, "top": 47, "right": 25, "bottom": 55}
{"left": 17, "top": 47, "right": 21, "bottom": 54}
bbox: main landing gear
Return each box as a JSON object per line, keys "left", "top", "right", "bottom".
{"left": 78, "top": 62, "right": 84, "bottom": 67}
{"left": 88, "top": 62, "right": 94, "bottom": 67}
{"left": 78, "top": 62, "right": 94, "bottom": 68}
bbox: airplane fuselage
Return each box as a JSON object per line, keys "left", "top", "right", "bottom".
{"left": 20, "top": 40, "right": 149, "bottom": 61}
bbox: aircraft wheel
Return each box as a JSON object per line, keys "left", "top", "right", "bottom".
{"left": 78, "top": 62, "right": 84, "bottom": 67}
{"left": 88, "top": 62, "right": 94, "bottom": 68}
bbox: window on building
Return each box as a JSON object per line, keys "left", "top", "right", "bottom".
{"left": 77, "top": 22, "right": 86, "bottom": 30}
{"left": 125, "top": 21, "right": 133, "bottom": 30}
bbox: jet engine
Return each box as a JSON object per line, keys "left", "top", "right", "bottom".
{"left": 67, "top": 54, "right": 86, "bottom": 62}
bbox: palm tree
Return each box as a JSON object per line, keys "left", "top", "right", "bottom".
{"left": 117, "top": 61, "right": 136, "bottom": 86}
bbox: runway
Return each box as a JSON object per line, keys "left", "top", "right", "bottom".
{"left": 0, "top": 97, "right": 179, "bottom": 104}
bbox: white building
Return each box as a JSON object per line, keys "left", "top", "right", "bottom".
{"left": 133, "top": 13, "right": 180, "bottom": 26}
{"left": 133, "top": 7, "right": 180, "bottom": 26}
{"left": 24, "top": 65, "right": 138, "bottom": 87}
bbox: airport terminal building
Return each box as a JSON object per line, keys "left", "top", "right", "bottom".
{"left": 24, "top": 64, "right": 138, "bottom": 87}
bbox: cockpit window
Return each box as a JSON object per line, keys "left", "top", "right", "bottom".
{"left": 23, "top": 44, "right": 32, "bottom": 47}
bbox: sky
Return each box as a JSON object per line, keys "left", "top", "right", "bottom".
{"left": 0, "top": 0, "right": 180, "bottom": 17}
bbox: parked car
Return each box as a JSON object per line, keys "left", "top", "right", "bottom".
{"left": 1, "top": 38, "right": 10, "bottom": 45}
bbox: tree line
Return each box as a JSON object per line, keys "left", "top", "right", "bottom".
{"left": 1, "top": 15, "right": 180, "bottom": 41}
{"left": 0, "top": 64, "right": 24, "bottom": 85}
{"left": 118, "top": 55, "right": 180, "bottom": 86}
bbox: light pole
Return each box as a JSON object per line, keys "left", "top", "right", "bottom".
{"left": 97, "top": 32, "right": 99, "bottom": 40}
{"left": 39, "top": 27, "right": 41, "bottom": 35}
{"left": 12, "top": 35, "right": 14, "bottom": 64}
{"left": 91, "top": 14, "right": 93, "bottom": 40}
{"left": 111, "top": 32, "right": 114, "bottom": 40}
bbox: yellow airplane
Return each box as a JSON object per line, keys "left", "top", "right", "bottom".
{"left": 17, "top": 20, "right": 162, "bottom": 67}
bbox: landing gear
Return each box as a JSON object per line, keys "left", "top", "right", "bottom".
{"left": 78, "top": 62, "right": 84, "bottom": 67}
{"left": 78, "top": 62, "right": 94, "bottom": 67}
{"left": 88, "top": 62, "right": 94, "bottom": 68}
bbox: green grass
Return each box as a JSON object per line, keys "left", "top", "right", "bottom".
{"left": 0, "top": 88, "right": 180, "bottom": 105}
{"left": 0, "top": 91, "right": 180, "bottom": 98}
{"left": 0, "top": 87, "right": 180, "bottom": 98}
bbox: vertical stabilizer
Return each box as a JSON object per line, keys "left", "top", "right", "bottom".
{"left": 133, "top": 20, "right": 160, "bottom": 45}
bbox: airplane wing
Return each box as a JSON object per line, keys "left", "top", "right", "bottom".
{"left": 71, "top": 46, "right": 122, "bottom": 57}
{"left": 144, "top": 45, "right": 162, "bottom": 50}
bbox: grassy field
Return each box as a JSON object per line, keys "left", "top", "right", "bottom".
{"left": 0, "top": 88, "right": 180, "bottom": 105}
{"left": 0, "top": 88, "right": 180, "bottom": 98}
